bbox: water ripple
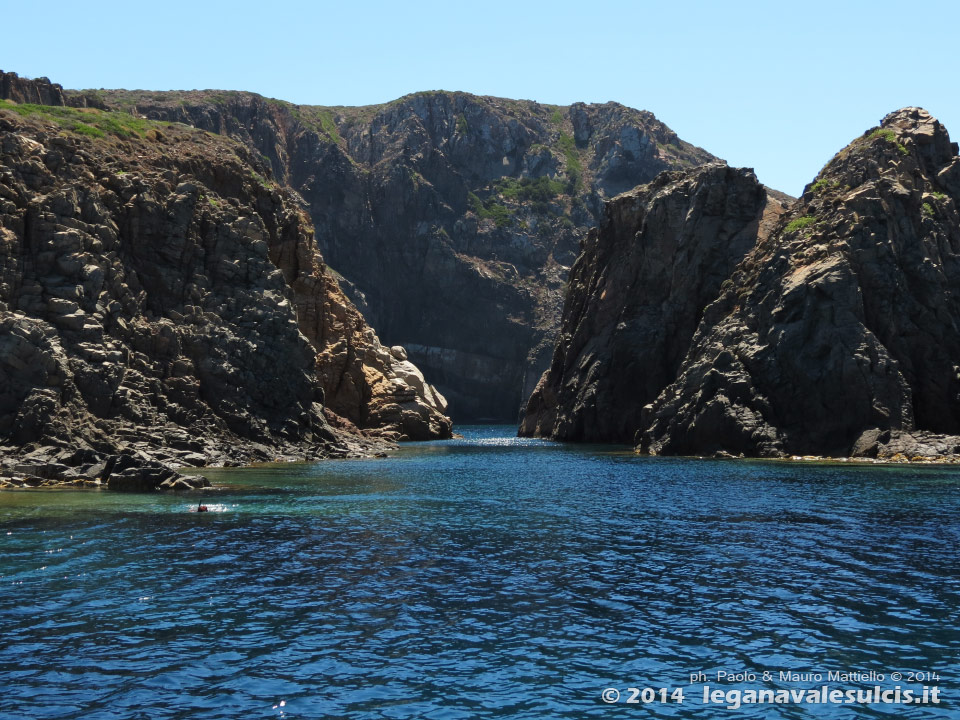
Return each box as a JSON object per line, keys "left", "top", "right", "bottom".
{"left": 1, "top": 427, "right": 958, "bottom": 718}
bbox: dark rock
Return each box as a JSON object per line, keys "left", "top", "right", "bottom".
{"left": 524, "top": 107, "right": 960, "bottom": 460}
{"left": 639, "top": 108, "right": 960, "bottom": 457}
{"left": 103, "top": 454, "right": 140, "bottom": 478}
{"left": 876, "top": 430, "right": 960, "bottom": 460}
{"left": 520, "top": 164, "right": 789, "bottom": 442}
{"left": 108, "top": 466, "right": 176, "bottom": 492}
{"left": 58, "top": 448, "right": 101, "bottom": 466}
{"left": 0, "top": 71, "right": 65, "bottom": 106}
{"left": 64, "top": 87, "right": 717, "bottom": 421}
{"left": 13, "top": 461, "right": 69, "bottom": 479}
{"left": 175, "top": 452, "right": 208, "bottom": 467}
{"left": 84, "top": 461, "right": 108, "bottom": 480}
{"left": 0, "top": 85, "right": 452, "bottom": 480}
{"left": 851, "top": 428, "right": 889, "bottom": 458}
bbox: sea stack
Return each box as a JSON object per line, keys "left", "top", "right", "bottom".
{"left": 519, "top": 163, "right": 789, "bottom": 442}
{"left": 523, "top": 108, "right": 960, "bottom": 460}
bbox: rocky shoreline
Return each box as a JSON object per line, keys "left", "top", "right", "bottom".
{"left": 0, "top": 424, "right": 397, "bottom": 491}
{"left": 5, "top": 70, "right": 960, "bottom": 473}
{"left": 0, "top": 74, "right": 452, "bottom": 491}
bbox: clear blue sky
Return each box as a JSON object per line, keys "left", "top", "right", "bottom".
{"left": 4, "top": 0, "right": 958, "bottom": 195}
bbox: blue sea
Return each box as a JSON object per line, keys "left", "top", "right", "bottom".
{"left": 1, "top": 426, "right": 958, "bottom": 719}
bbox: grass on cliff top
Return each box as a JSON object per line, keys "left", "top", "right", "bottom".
{"left": 289, "top": 107, "right": 342, "bottom": 145}
{"left": 82, "top": 88, "right": 242, "bottom": 108}
{"left": 0, "top": 99, "right": 168, "bottom": 139}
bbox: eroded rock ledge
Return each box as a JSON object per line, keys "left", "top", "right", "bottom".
{"left": 524, "top": 108, "right": 960, "bottom": 461}
{"left": 0, "top": 81, "right": 451, "bottom": 491}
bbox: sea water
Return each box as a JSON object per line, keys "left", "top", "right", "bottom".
{"left": 1, "top": 426, "right": 958, "bottom": 718}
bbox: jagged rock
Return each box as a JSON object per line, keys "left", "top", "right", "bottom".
{"left": 108, "top": 466, "right": 176, "bottom": 492}
{"left": 59, "top": 84, "right": 718, "bottom": 420}
{"left": 0, "top": 74, "right": 452, "bottom": 486}
{"left": 13, "top": 461, "right": 70, "bottom": 479}
{"left": 876, "top": 430, "right": 960, "bottom": 460}
{"left": 0, "top": 71, "right": 65, "bottom": 106}
{"left": 524, "top": 107, "right": 960, "bottom": 460}
{"left": 520, "top": 164, "right": 789, "bottom": 442}
{"left": 639, "top": 108, "right": 960, "bottom": 457}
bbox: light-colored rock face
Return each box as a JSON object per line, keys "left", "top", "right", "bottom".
{"left": 299, "top": 271, "right": 452, "bottom": 441}
{"left": 0, "top": 83, "right": 451, "bottom": 487}
{"left": 310, "top": 293, "right": 452, "bottom": 440}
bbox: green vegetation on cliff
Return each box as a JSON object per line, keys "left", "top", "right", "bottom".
{"left": 785, "top": 215, "right": 816, "bottom": 233}
{"left": 494, "top": 176, "right": 565, "bottom": 203}
{"left": 468, "top": 192, "right": 513, "bottom": 227}
{"left": 557, "top": 132, "right": 582, "bottom": 190}
{"left": 0, "top": 99, "right": 166, "bottom": 139}
{"left": 49, "top": 84, "right": 718, "bottom": 422}
{"left": 869, "top": 127, "right": 909, "bottom": 155}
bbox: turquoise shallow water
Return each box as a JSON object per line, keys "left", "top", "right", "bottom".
{"left": 1, "top": 425, "right": 959, "bottom": 719}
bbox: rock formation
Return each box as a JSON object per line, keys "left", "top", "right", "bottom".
{"left": 519, "top": 164, "right": 789, "bottom": 442}
{"left": 524, "top": 107, "right": 960, "bottom": 460}
{"left": 643, "top": 108, "right": 960, "bottom": 458}
{"left": 55, "top": 79, "right": 717, "bottom": 420}
{"left": 0, "top": 72, "right": 65, "bottom": 107}
{"left": 0, "top": 76, "right": 451, "bottom": 490}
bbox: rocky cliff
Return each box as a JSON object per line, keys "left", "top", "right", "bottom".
{"left": 0, "top": 73, "right": 65, "bottom": 106}
{"left": 519, "top": 164, "right": 789, "bottom": 442}
{"left": 0, "top": 77, "right": 450, "bottom": 489}
{"left": 643, "top": 108, "right": 960, "bottom": 458}
{"left": 57, "top": 80, "right": 717, "bottom": 420}
{"left": 524, "top": 106, "right": 960, "bottom": 460}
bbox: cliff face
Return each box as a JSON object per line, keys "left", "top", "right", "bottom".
{"left": 523, "top": 105, "right": 960, "bottom": 459}
{"left": 519, "top": 164, "right": 789, "bottom": 442}
{"left": 0, "top": 72, "right": 65, "bottom": 106}
{"left": 0, "top": 82, "right": 450, "bottom": 488}
{"left": 643, "top": 108, "right": 960, "bottom": 458}
{"left": 64, "top": 83, "right": 717, "bottom": 420}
